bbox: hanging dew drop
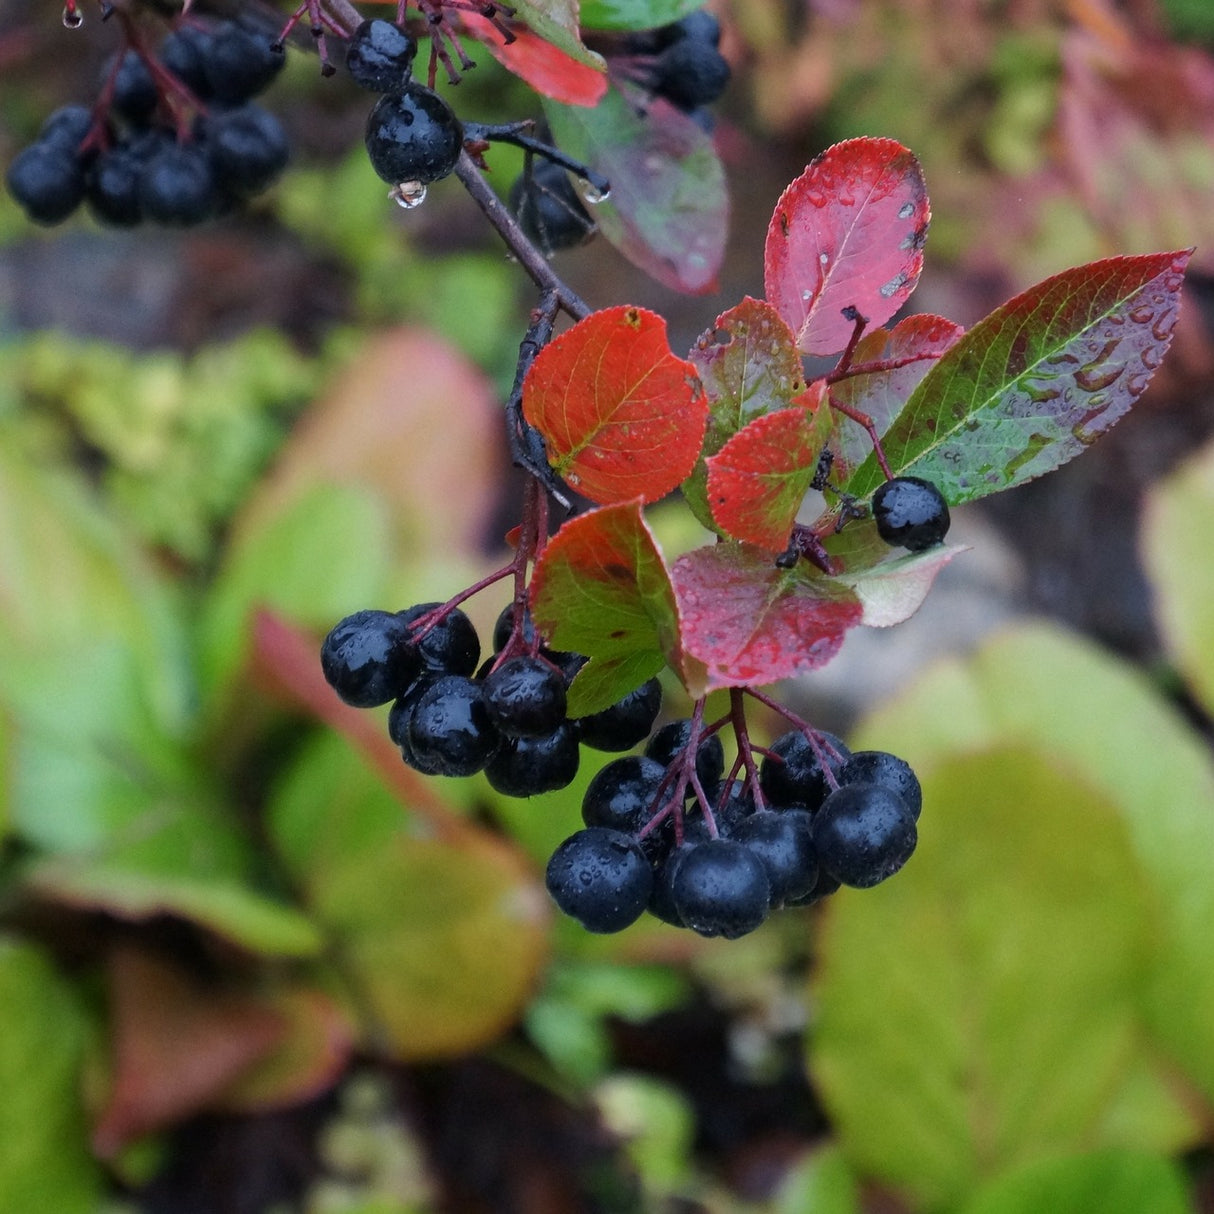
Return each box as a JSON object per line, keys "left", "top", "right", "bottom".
{"left": 390, "top": 180, "right": 427, "bottom": 209}
{"left": 578, "top": 177, "right": 610, "bottom": 205}
{"left": 62, "top": 3, "right": 83, "bottom": 26}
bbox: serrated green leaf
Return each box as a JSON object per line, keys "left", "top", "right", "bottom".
{"left": 812, "top": 747, "right": 1153, "bottom": 1209}
{"left": 567, "top": 651, "right": 667, "bottom": 718}
{"left": 0, "top": 938, "right": 102, "bottom": 1212}
{"left": 853, "top": 622, "right": 1214, "bottom": 1107}
{"left": 956, "top": 1148, "right": 1192, "bottom": 1214}
{"left": 846, "top": 251, "right": 1192, "bottom": 501}
{"left": 1142, "top": 436, "right": 1214, "bottom": 718}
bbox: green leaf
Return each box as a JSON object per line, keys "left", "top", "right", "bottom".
{"left": 812, "top": 747, "right": 1154, "bottom": 1209}
{"left": 845, "top": 251, "right": 1192, "bottom": 500}
{"left": 0, "top": 938, "right": 102, "bottom": 1212}
{"left": 853, "top": 622, "right": 1214, "bottom": 1107}
{"left": 771, "top": 1145, "right": 861, "bottom": 1214}
{"left": 577, "top": 0, "right": 703, "bottom": 31}
{"left": 531, "top": 500, "right": 681, "bottom": 711}
{"left": 956, "top": 1148, "right": 1192, "bottom": 1214}
{"left": 1142, "top": 436, "right": 1214, "bottom": 719}
{"left": 509, "top": 0, "right": 606, "bottom": 70}
{"left": 543, "top": 88, "right": 727, "bottom": 294}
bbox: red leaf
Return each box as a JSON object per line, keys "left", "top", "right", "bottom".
{"left": 523, "top": 306, "right": 707, "bottom": 504}
{"left": 683, "top": 297, "right": 808, "bottom": 530}
{"left": 457, "top": 12, "right": 606, "bottom": 106}
{"left": 764, "top": 138, "right": 930, "bottom": 356}
{"left": 705, "top": 393, "right": 833, "bottom": 551}
{"left": 530, "top": 500, "right": 681, "bottom": 714}
{"left": 828, "top": 313, "right": 964, "bottom": 479}
{"left": 672, "top": 543, "right": 862, "bottom": 693}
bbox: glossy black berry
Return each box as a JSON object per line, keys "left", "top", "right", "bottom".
{"left": 509, "top": 159, "right": 595, "bottom": 255}
{"left": 321, "top": 609, "right": 421, "bottom": 707}
{"left": 39, "top": 105, "right": 94, "bottom": 153}
{"left": 407, "top": 674, "right": 500, "bottom": 777}
{"left": 107, "top": 51, "right": 159, "bottom": 124}
{"left": 645, "top": 719, "right": 724, "bottom": 798}
{"left": 364, "top": 84, "right": 464, "bottom": 186}
{"left": 492, "top": 602, "right": 538, "bottom": 652}
{"left": 759, "top": 730, "right": 851, "bottom": 811}
{"left": 582, "top": 755, "right": 667, "bottom": 833}
{"left": 661, "top": 10, "right": 722, "bottom": 48}
{"left": 784, "top": 868, "right": 842, "bottom": 908}
{"left": 485, "top": 721, "right": 580, "bottom": 797}
{"left": 6, "top": 144, "right": 85, "bottom": 224}
{"left": 481, "top": 656, "right": 567, "bottom": 738}
{"left": 650, "top": 39, "right": 730, "bottom": 111}
{"left": 671, "top": 839, "right": 771, "bottom": 939}
{"left": 86, "top": 145, "right": 145, "bottom": 226}
{"left": 397, "top": 603, "right": 480, "bottom": 676}
{"left": 647, "top": 845, "right": 689, "bottom": 926}
{"left": 733, "top": 808, "right": 818, "bottom": 906}
{"left": 576, "top": 677, "right": 663, "bottom": 752}
{"left": 203, "top": 23, "right": 286, "bottom": 103}
{"left": 813, "top": 783, "right": 917, "bottom": 888}
{"left": 138, "top": 142, "right": 216, "bottom": 225}
{"left": 872, "top": 476, "right": 950, "bottom": 551}
{"left": 839, "top": 750, "right": 922, "bottom": 821}
{"left": 205, "top": 105, "right": 289, "bottom": 195}
{"left": 346, "top": 19, "right": 418, "bottom": 92}
{"left": 389, "top": 678, "right": 445, "bottom": 775}
{"left": 546, "top": 828, "right": 653, "bottom": 933}
{"left": 160, "top": 26, "right": 215, "bottom": 98}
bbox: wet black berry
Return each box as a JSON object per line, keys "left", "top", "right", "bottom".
{"left": 203, "top": 23, "right": 286, "bottom": 103}
{"left": 138, "top": 142, "right": 216, "bottom": 225}
{"left": 346, "top": 19, "right": 418, "bottom": 92}
{"left": 759, "top": 730, "right": 851, "bottom": 811}
{"left": 86, "top": 144, "right": 145, "bottom": 226}
{"left": 839, "top": 750, "right": 922, "bottom": 820}
{"left": 582, "top": 755, "right": 667, "bottom": 833}
{"left": 546, "top": 827, "right": 653, "bottom": 933}
{"left": 645, "top": 719, "right": 724, "bottom": 798}
{"left": 671, "top": 839, "right": 770, "bottom": 938}
{"left": 6, "top": 143, "right": 85, "bottom": 224}
{"left": 321, "top": 609, "right": 421, "bottom": 708}
{"left": 872, "top": 476, "right": 950, "bottom": 551}
{"left": 364, "top": 84, "right": 464, "bottom": 186}
{"left": 576, "top": 677, "right": 663, "bottom": 751}
{"left": 397, "top": 603, "right": 480, "bottom": 676}
{"left": 205, "top": 105, "right": 289, "bottom": 195}
{"left": 481, "top": 655, "right": 567, "bottom": 739}
{"left": 39, "top": 105, "right": 94, "bottom": 153}
{"left": 509, "top": 159, "right": 595, "bottom": 255}
{"left": 650, "top": 38, "right": 730, "bottom": 111}
{"left": 485, "top": 722, "right": 580, "bottom": 797}
{"left": 407, "top": 674, "right": 500, "bottom": 777}
{"left": 660, "top": 10, "right": 722, "bottom": 48}
{"left": 492, "top": 602, "right": 538, "bottom": 653}
{"left": 108, "top": 50, "right": 159, "bottom": 124}
{"left": 160, "top": 26, "right": 215, "bottom": 98}
{"left": 813, "top": 783, "right": 917, "bottom": 888}
{"left": 733, "top": 808, "right": 818, "bottom": 906}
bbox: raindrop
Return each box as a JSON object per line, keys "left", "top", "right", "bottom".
{"left": 898, "top": 202, "right": 915, "bottom": 219}
{"left": 62, "top": 3, "right": 83, "bottom": 26}
{"left": 1152, "top": 311, "right": 1177, "bottom": 342}
{"left": 578, "top": 177, "right": 610, "bottom": 205}
{"left": 1140, "top": 346, "right": 1161, "bottom": 370}
{"left": 1127, "top": 305, "right": 1154, "bottom": 325}
{"left": 801, "top": 289, "right": 812, "bottom": 302}
{"left": 390, "top": 180, "right": 427, "bottom": 208}
{"left": 819, "top": 251, "right": 829, "bottom": 265}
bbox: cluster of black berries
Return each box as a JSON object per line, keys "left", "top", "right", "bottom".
{"left": 872, "top": 476, "right": 951, "bottom": 551}
{"left": 547, "top": 727, "right": 920, "bottom": 938}
{"left": 350, "top": 19, "right": 464, "bottom": 197}
{"left": 5, "top": 17, "right": 287, "bottom": 228}
{"left": 321, "top": 603, "right": 663, "bottom": 797}
{"left": 615, "top": 9, "right": 730, "bottom": 118}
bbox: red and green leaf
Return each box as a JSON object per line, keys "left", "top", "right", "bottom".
{"left": 683, "top": 297, "right": 808, "bottom": 530}
{"left": 705, "top": 394, "right": 834, "bottom": 551}
{"left": 543, "top": 89, "right": 727, "bottom": 294}
{"left": 522, "top": 306, "right": 707, "bottom": 504}
{"left": 672, "top": 543, "right": 863, "bottom": 694}
{"left": 500, "top": 0, "right": 606, "bottom": 71}
{"left": 827, "top": 313, "right": 964, "bottom": 481}
{"left": 764, "top": 138, "right": 930, "bottom": 356}
{"left": 530, "top": 500, "right": 682, "bottom": 714}
{"left": 844, "top": 250, "right": 1194, "bottom": 501}
{"left": 578, "top": 0, "right": 704, "bottom": 31}
{"left": 457, "top": 12, "right": 606, "bottom": 106}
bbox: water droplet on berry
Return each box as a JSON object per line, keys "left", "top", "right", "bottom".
{"left": 390, "top": 180, "right": 427, "bottom": 208}
{"left": 578, "top": 178, "right": 610, "bottom": 204}
{"left": 62, "top": 4, "right": 83, "bottom": 26}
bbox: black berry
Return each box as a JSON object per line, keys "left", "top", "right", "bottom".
{"left": 397, "top": 603, "right": 480, "bottom": 676}
{"left": 203, "top": 23, "right": 286, "bottom": 103}
{"left": 509, "top": 159, "right": 595, "bottom": 255}
{"left": 581, "top": 755, "right": 667, "bottom": 833}
{"left": 645, "top": 719, "right": 724, "bottom": 798}
{"left": 650, "top": 38, "right": 730, "bottom": 111}
{"left": 39, "top": 105, "right": 94, "bottom": 153}
{"left": 138, "top": 142, "right": 217, "bottom": 225}
{"left": 732, "top": 808, "right": 818, "bottom": 906}
{"left": 839, "top": 750, "right": 922, "bottom": 820}
{"left": 108, "top": 51, "right": 159, "bottom": 124}
{"left": 407, "top": 674, "right": 500, "bottom": 777}
{"left": 759, "top": 730, "right": 851, "bottom": 811}
{"left": 485, "top": 722, "right": 580, "bottom": 797}
{"left": 813, "top": 783, "right": 917, "bottom": 888}
{"left": 872, "top": 476, "right": 950, "bottom": 551}
{"left": 160, "top": 26, "right": 215, "bottom": 98}
{"left": 671, "top": 839, "right": 770, "bottom": 938}
{"left": 546, "top": 828, "right": 653, "bottom": 933}
{"left": 364, "top": 84, "right": 464, "bottom": 186}
{"left": 346, "top": 19, "right": 418, "bottom": 92}
{"left": 6, "top": 143, "right": 85, "bottom": 224}
{"left": 322, "top": 609, "right": 421, "bottom": 707}
{"left": 576, "top": 677, "right": 663, "bottom": 751}
{"left": 205, "top": 105, "right": 289, "bottom": 196}
{"left": 86, "top": 144, "right": 145, "bottom": 227}
{"left": 481, "top": 656, "right": 567, "bottom": 739}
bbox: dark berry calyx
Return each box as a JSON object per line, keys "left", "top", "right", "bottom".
{"left": 481, "top": 656, "right": 567, "bottom": 739}
{"left": 364, "top": 84, "right": 464, "bottom": 186}
{"left": 872, "top": 476, "right": 951, "bottom": 551}
{"left": 546, "top": 828, "right": 653, "bottom": 934}
{"left": 346, "top": 19, "right": 418, "bottom": 92}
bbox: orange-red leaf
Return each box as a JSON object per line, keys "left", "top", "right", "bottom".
{"left": 523, "top": 306, "right": 707, "bottom": 504}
